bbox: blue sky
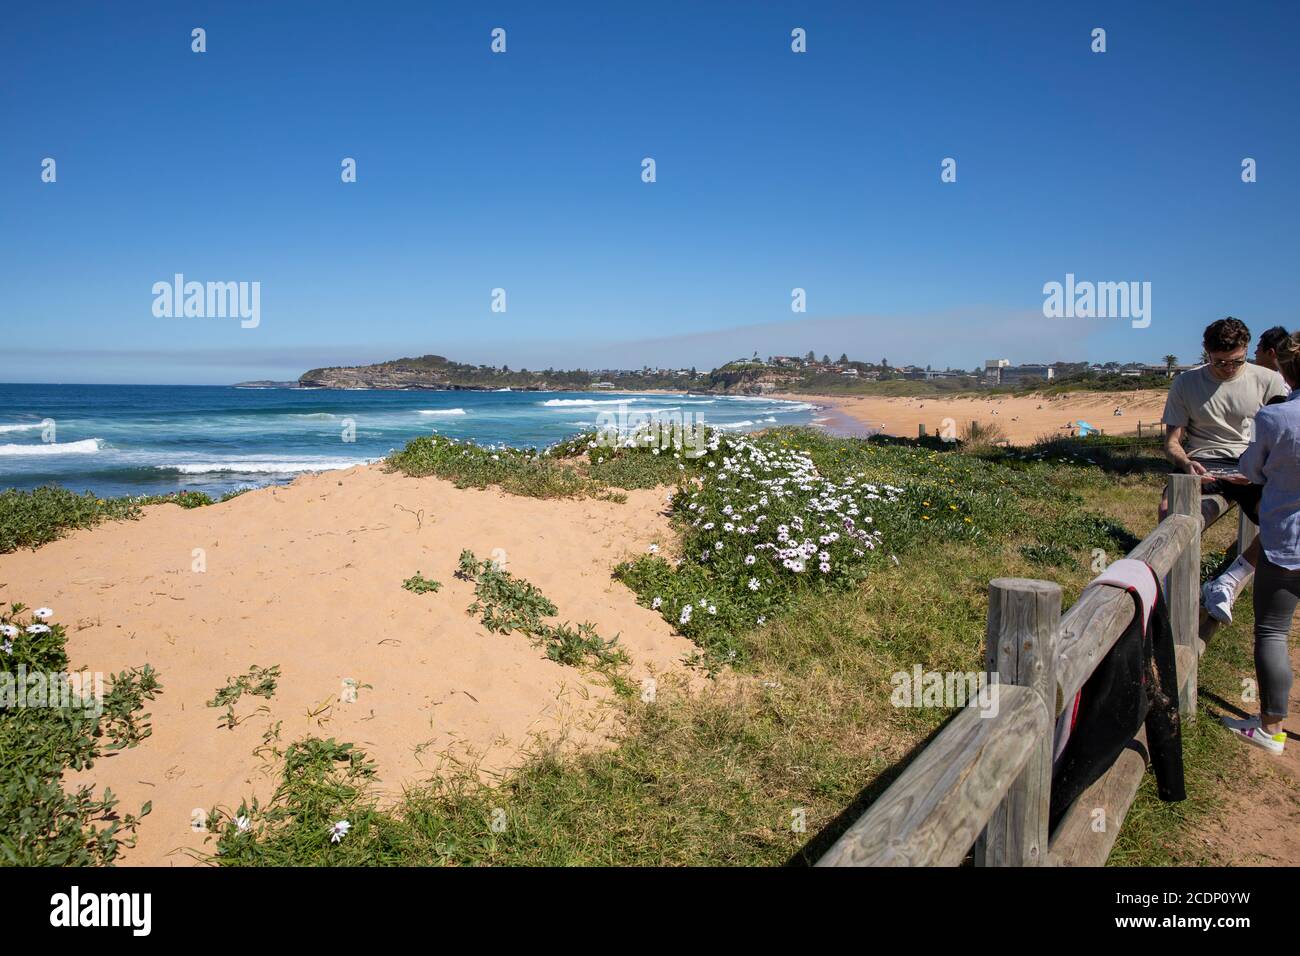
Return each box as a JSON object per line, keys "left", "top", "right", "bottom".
{"left": 2, "top": 0, "right": 1298, "bottom": 384}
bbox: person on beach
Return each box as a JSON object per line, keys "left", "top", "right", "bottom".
{"left": 1159, "top": 318, "right": 1288, "bottom": 623}
{"left": 1255, "top": 325, "right": 1291, "bottom": 373}
{"left": 1218, "top": 331, "right": 1300, "bottom": 753}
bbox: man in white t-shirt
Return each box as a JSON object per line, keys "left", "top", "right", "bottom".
{"left": 1160, "top": 317, "right": 1289, "bottom": 622}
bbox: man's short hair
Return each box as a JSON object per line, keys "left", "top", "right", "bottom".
{"left": 1258, "top": 325, "right": 1290, "bottom": 352}
{"left": 1203, "top": 317, "right": 1251, "bottom": 353}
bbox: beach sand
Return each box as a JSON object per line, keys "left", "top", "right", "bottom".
{"left": 0, "top": 465, "right": 696, "bottom": 865}
{"left": 780, "top": 388, "right": 1170, "bottom": 445}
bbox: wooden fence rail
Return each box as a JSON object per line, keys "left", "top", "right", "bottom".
{"left": 817, "top": 472, "right": 1255, "bottom": 867}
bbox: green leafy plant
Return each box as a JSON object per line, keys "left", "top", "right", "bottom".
{"left": 208, "top": 664, "right": 280, "bottom": 730}
{"left": 457, "top": 550, "right": 626, "bottom": 671}
{"left": 402, "top": 572, "right": 442, "bottom": 594}
{"left": 0, "top": 603, "right": 161, "bottom": 865}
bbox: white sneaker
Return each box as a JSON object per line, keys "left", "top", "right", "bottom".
{"left": 1224, "top": 722, "right": 1286, "bottom": 754}
{"left": 1203, "top": 579, "right": 1235, "bottom": 624}
{"left": 1220, "top": 715, "right": 1260, "bottom": 732}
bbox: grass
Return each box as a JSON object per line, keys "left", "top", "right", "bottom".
{"left": 201, "top": 426, "right": 1255, "bottom": 866}
{"left": 0, "top": 603, "right": 161, "bottom": 865}
{"left": 4, "top": 425, "right": 1264, "bottom": 866}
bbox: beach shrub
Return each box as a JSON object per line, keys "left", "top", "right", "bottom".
{"left": 0, "top": 485, "right": 255, "bottom": 556}
{"left": 0, "top": 603, "right": 161, "bottom": 865}
{"left": 207, "top": 665, "right": 280, "bottom": 731}
{"left": 0, "top": 486, "right": 142, "bottom": 553}
{"left": 959, "top": 419, "right": 1007, "bottom": 449}
{"left": 134, "top": 490, "right": 214, "bottom": 509}
{"left": 611, "top": 427, "right": 1074, "bottom": 667}
{"left": 457, "top": 550, "right": 627, "bottom": 672}
{"left": 386, "top": 434, "right": 611, "bottom": 499}
{"left": 401, "top": 572, "right": 442, "bottom": 594}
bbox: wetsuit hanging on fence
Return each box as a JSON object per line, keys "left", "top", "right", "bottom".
{"left": 1048, "top": 560, "right": 1186, "bottom": 834}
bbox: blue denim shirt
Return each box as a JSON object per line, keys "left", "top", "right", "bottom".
{"left": 1239, "top": 388, "right": 1300, "bottom": 570}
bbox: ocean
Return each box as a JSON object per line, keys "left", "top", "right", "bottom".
{"left": 0, "top": 384, "right": 820, "bottom": 498}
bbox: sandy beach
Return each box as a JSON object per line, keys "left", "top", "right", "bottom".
{"left": 778, "top": 388, "right": 1171, "bottom": 445}
{"left": 0, "top": 464, "right": 697, "bottom": 865}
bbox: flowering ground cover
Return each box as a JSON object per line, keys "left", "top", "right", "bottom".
{"left": 0, "top": 604, "right": 161, "bottom": 865}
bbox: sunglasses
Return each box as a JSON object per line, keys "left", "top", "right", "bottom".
{"left": 1209, "top": 358, "right": 1247, "bottom": 369}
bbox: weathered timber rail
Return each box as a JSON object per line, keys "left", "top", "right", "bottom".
{"left": 817, "top": 472, "right": 1255, "bottom": 867}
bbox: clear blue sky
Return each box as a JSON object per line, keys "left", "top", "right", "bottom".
{"left": 3, "top": 0, "right": 1298, "bottom": 384}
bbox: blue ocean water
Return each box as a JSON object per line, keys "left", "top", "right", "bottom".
{"left": 0, "top": 384, "right": 820, "bottom": 498}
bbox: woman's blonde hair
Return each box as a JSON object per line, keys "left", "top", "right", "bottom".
{"left": 1275, "top": 332, "right": 1300, "bottom": 386}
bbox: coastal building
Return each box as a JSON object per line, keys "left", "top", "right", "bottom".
{"left": 983, "top": 359, "right": 1010, "bottom": 384}
{"left": 998, "top": 364, "right": 1055, "bottom": 385}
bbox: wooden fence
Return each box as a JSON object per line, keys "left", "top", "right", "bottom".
{"left": 816, "top": 472, "right": 1254, "bottom": 867}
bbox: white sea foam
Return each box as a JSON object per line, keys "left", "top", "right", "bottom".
{"left": 0, "top": 438, "right": 101, "bottom": 455}
{"left": 714, "top": 421, "right": 756, "bottom": 429}
{"left": 0, "top": 422, "right": 45, "bottom": 433}
{"left": 540, "top": 398, "right": 645, "bottom": 407}
{"left": 418, "top": 408, "right": 467, "bottom": 416}
{"left": 159, "top": 457, "right": 372, "bottom": 475}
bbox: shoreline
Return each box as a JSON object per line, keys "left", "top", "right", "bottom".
{"left": 768, "top": 388, "right": 1171, "bottom": 446}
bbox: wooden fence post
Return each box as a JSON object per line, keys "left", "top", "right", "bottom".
{"left": 975, "top": 578, "right": 1061, "bottom": 866}
{"left": 1166, "top": 474, "right": 1201, "bottom": 718}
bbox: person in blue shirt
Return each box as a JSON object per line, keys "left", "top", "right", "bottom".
{"left": 1222, "top": 331, "right": 1300, "bottom": 753}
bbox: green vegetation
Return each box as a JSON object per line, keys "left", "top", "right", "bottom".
{"left": 206, "top": 426, "right": 1251, "bottom": 866}
{"left": 4, "top": 423, "right": 1254, "bottom": 866}
{"left": 0, "top": 485, "right": 254, "bottom": 555}
{"left": 0, "top": 603, "right": 161, "bottom": 865}
{"left": 0, "top": 486, "right": 143, "bottom": 554}
{"left": 401, "top": 572, "right": 442, "bottom": 594}
{"left": 386, "top": 434, "right": 618, "bottom": 500}
{"left": 300, "top": 353, "right": 707, "bottom": 391}
{"left": 207, "top": 665, "right": 280, "bottom": 731}
{"left": 457, "top": 550, "right": 627, "bottom": 671}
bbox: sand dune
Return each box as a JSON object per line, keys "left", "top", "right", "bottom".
{"left": 0, "top": 465, "right": 696, "bottom": 865}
